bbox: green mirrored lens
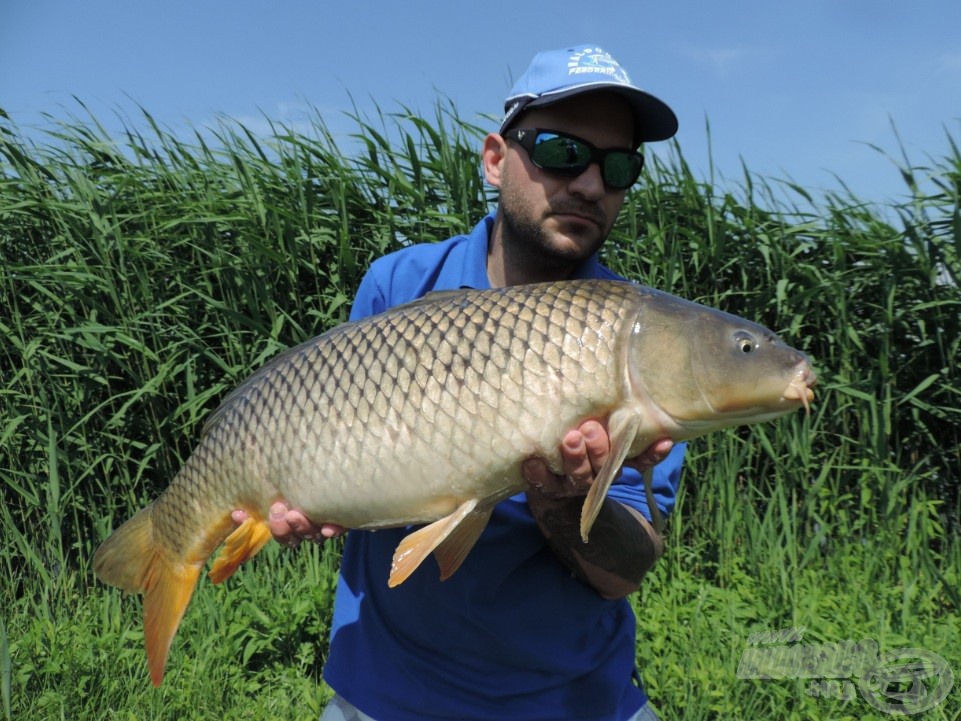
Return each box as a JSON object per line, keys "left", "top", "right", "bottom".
{"left": 603, "top": 154, "right": 642, "bottom": 188}
{"left": 532, "top": 134, "right": 590, "bottom": 170}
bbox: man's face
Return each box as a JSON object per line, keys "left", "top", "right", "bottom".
{"left": 495, "top": 92, "right": 635, "bottom": 268}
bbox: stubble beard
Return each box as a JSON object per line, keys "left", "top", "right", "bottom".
{"left": 498, "top": 187, "right": 609, "bottom": 275}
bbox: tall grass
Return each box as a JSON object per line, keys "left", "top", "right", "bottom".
{"left": 2, "top": 102, "right": 959, "bottom": 720}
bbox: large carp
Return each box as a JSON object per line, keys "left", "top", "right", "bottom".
{"left": 94, "top": 279, "right": 816, "bottom": 685}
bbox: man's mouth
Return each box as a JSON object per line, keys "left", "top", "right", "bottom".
{"left": 549, "top": 205, "right": 604, "bottom": 228}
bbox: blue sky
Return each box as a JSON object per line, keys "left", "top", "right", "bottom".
{"left": 3, "top": 0, "right": 959, "bottom": 207}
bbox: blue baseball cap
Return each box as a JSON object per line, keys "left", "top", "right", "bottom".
{"left": 499, "top": 45, "right": 678, "bottom": 146}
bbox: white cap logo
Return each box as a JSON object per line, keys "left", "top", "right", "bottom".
{"left": 567, "top": 47, "right": 632, "bottom": 85}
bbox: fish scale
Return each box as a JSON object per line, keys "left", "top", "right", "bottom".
{"left": 93, "top": 278, "right": 816, "bottom": 686}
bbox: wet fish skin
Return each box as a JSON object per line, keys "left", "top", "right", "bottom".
{"left": 92, "top": 279, "right": 816, "bottom": 686}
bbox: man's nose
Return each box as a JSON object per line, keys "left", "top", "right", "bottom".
{"left": 567, "top": 161, "right": 606, "bottom": 200}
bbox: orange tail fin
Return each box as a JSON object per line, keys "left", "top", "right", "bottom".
{"left": 141, "top": 554, "right": 202, "bottom": 686}
{"left": 93, "top": 505, "right": 271, "bottom": 686}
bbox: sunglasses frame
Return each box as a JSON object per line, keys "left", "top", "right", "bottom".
{"left": 503, "top": 127, "right": 645, "bottom": 190}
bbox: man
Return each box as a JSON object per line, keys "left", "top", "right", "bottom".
{"left": 242, "top": 45, "right": 686, "bottom": 720}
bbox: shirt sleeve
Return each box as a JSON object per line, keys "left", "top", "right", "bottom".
{"left": 348, "top": 267, "right": 388, "bottom": 322}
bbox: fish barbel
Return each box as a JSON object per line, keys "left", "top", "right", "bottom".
{"left": 93, "top": 279, "right": 816, "bottom": 685}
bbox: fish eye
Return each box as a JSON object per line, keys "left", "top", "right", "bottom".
{"left": 734, "top": 332, "right": 758, "bottom": 354}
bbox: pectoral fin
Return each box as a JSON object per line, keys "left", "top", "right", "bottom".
{"left": 388, "top": 500, "right": 491, "bottom": 587}
{"left": 579, "top": 409, "right": 641, "bottom": 542}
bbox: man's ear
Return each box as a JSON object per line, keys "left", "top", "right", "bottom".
{"left": 482, "top": 132, "right": 507, "bottom": 188}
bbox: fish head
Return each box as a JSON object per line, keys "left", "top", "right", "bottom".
{"left": 626, "top": 288, "right": 817, "bottom": 438}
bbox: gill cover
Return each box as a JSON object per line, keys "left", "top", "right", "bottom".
{"left": 625, "top": 288, "right": 810, "bottom": 434}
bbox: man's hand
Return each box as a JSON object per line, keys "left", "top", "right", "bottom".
{"left": 522, "top": 419, "right": 673, "bottom": 499}
{"left": 523, "top": 419, "right": 673, "bottom": 599}
{"left": 231, "top": 504, "right": 346, "bottom": 549}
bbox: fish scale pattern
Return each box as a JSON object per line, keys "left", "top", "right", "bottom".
{"left": 154, "top": 280, "right": 645, "bottom": 548}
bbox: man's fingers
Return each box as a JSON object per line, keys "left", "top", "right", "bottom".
{"left": 561, "top": 429, "right": 593, "bottom": 487}
{"left": 526, "top": 420, "right": 619, "bottom": 498}
{"left": 525, "top": 421, "right": 672, "bottom": 507}
{"left": 232, "top": 502, "right": 344, "bottom": 547}
{"left": 626, "top": 438, "right": 674, "bottom": 473}
{"left": 578, "top": 420, "right": 610, "bottom": 475}
{"left": 269, "top": 502, "right": 299, "bottom": 547}
{"left": 555, "top": 423, "right": 609, "bottom": 493}
{"left": 319, "top": 524, "right": 347, "bottom": 539}
{"left": 286, "top": 509, "right": 315, "bottom": 538}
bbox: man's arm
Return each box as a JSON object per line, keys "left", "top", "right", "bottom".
{"left": 524, "top": 421, "right": 673, "bottom": 600}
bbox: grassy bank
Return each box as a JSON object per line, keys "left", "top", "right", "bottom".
{"left": 2, "top": 103, "right": 959, "bottom": 720}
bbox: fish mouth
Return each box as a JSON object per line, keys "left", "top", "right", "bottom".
{"left": 783, "top": 365, "right": 817, "bottom": 414}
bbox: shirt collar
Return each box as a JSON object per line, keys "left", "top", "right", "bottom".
{"left": 459, "top": 213, "right": 495, "bottom": 290}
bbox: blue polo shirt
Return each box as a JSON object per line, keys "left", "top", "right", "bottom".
{"left": 323, "top": 213, "right": 685, "bottom": 721}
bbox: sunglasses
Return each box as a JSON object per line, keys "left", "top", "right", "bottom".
{"left": 503, "top": 128, "right": 644, "bottom": 190}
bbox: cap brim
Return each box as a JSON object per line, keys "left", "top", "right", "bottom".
{"left": 500, "top": 84, "right": 678, "bottom": 145}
